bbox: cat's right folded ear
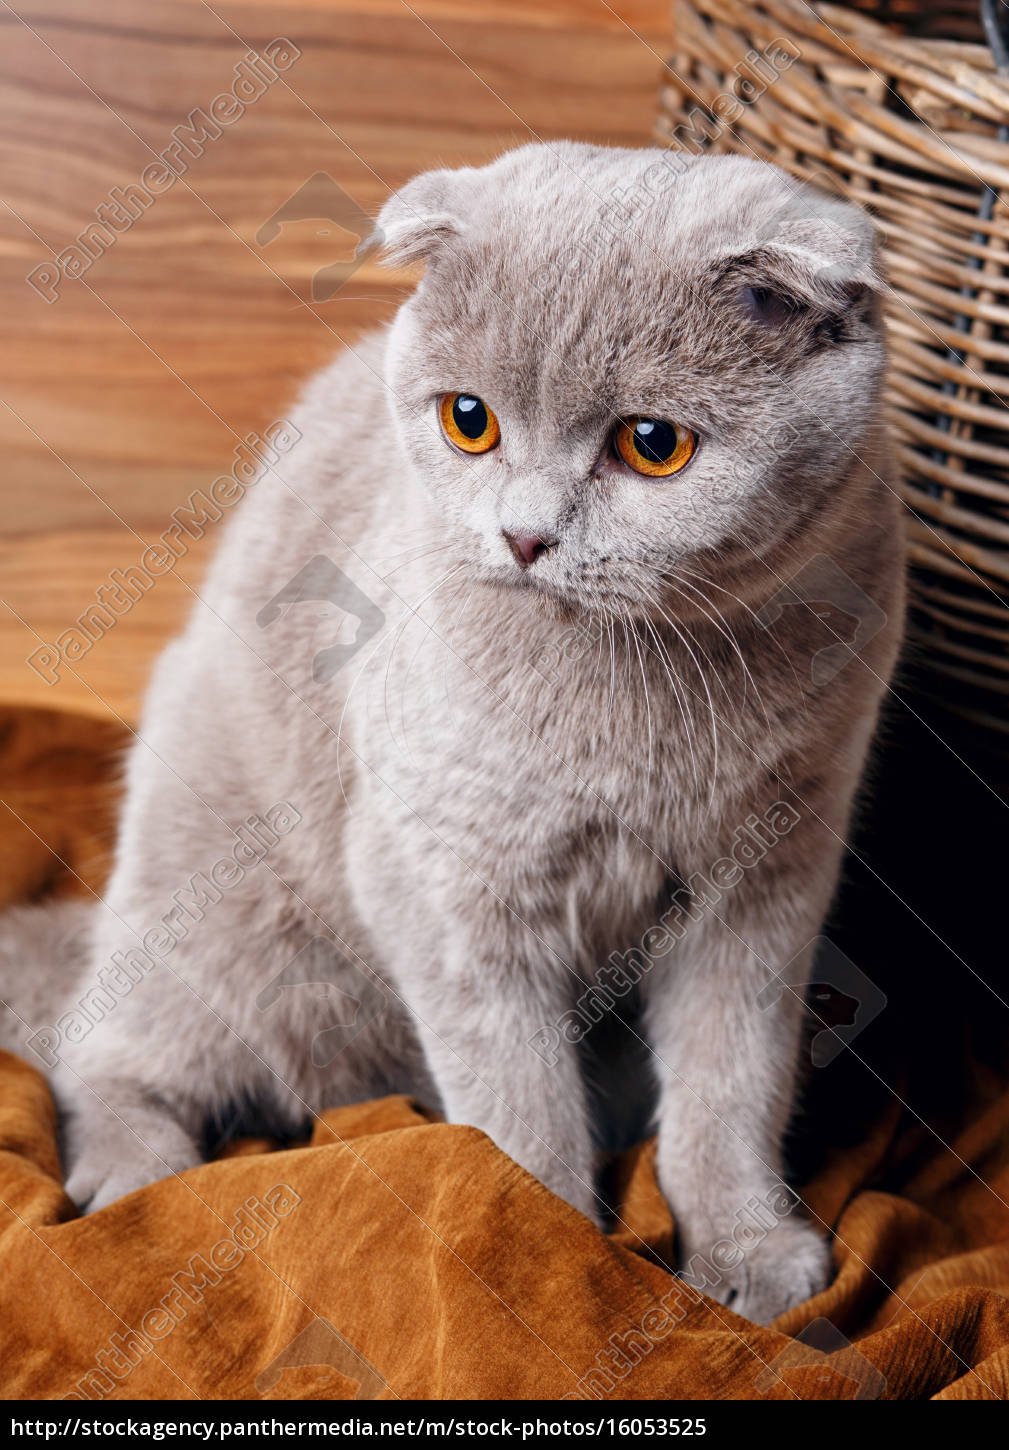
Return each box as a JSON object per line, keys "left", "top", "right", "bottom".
{"left": 374, "top": 169, "right": 467, "bottom": 268}
{"left": 713, "top": 182, "right": 884, "bottom": 343}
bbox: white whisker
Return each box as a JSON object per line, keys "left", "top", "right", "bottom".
{"left": 660, "top": 567, "right": 773, "bottom": 746}
{"left": 642, "top": 614, "right": 700, "bottom": 807}
{"left": 607, "top": 614, "right": 616, "bottom": 714}
{"left": 676, "top": 562, "right": 810, "bottom": 739}
{"left": 639, "top": 583, "right": 719, "bottom": 817}
{"left": 627, "top": 612, "right": 654, "bottom": 782}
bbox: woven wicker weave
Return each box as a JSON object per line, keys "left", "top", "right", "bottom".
{"left": 658, "top": 0, "right": 1009, "bottom": 734}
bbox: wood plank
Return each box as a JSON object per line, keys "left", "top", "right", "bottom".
{"left": 0, "top": 527, "right": 216, "bottom": 721}
{"left": 3, "top": 0, "right": 670, "bottom": 530}
{"left": 1, "top": 0, "right": 670, "bottom": 718}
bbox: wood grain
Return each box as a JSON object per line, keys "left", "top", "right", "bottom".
{"left": 1, "top": 0, "right": 669, "bottom": 718}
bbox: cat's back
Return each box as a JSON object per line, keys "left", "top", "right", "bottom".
{"left": 209, "top": 329, "right": 395, "bottom": 602}
{"left": 127, "top": 333, "right": 404, "bottom": 802}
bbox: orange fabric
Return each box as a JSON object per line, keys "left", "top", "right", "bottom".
{"left": 1, "top": 705, "right": 1008, "bottom": 1400}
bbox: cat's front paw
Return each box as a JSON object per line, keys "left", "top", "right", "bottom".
{"left": 678, "top": 1213, "right": 832, "bottom": 1326}
{"left": 64, "top": 1152, "right": 195, "bottom": 1214}
{"left": 60, "top": 1082, "right": 202, "bottom": 1213}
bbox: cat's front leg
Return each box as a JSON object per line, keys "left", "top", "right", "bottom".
{"left": 390, "top": 919, "right": 601, "bottom": 1224}
{"left": 644, "top": 865, "right": 840, "bottom": 1324}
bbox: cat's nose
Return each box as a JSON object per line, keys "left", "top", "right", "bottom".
{"left": 502, "top": 529, "right": 557, "bottom": 569}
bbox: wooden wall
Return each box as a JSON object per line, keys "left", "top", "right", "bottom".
{"left": 1, "top": 0, "right": 669, "bottom": 717}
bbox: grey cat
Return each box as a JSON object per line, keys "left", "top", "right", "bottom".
{"left": 0, "top": 144, "right": 904, "bottom": 1324}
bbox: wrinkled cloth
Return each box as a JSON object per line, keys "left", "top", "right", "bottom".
{"left": 1, "top": 705, "right": 1007, "bottom": 1400}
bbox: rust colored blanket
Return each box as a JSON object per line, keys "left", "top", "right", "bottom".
{"left": 1, "top": 704, "right": 1008, "bottom": 1401}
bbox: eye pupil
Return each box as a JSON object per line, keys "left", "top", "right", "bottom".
{"left": 440, "top": 392, "right": 501, "bottom": 454}
{"left": 453, "top": 394, "right": 488, "bottom": 440}
{"left": 614, "top": 416, "right": 695, "bottom": 477}
{"left": 633, "top": 418, "right": 676, "bottom": 464}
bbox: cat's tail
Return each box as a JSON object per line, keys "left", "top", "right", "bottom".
{"left": 0, "top": 900, "right": 93, "bottom": 1067}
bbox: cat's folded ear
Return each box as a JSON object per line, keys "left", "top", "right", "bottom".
{"left": 717, "top": 183, "right": 883, "bottom": 339}
{"left": 374, "top": 168, "right": 468, "bottom": 268}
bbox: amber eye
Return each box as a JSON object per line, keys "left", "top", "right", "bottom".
{"left": 439, "top": 392, "right": 501, "bottom": 454}
{"left": 614, "top": 417, "right": 695, "bottom": 477}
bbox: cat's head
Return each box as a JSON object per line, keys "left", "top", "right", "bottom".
{"left": 377, "top": 143, "right": 885, "bottom": 618}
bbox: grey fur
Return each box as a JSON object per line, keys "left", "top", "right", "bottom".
{"left": 0, "top": 144, "right": 904, "bottom": 1323}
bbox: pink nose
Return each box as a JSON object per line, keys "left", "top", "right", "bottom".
{"left": 503, "top": 530, "right": 556, "bottom": 569}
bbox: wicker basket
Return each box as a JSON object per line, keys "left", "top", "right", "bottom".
{"left": 658, "top": 0, "right": 1009, "bottom": 736}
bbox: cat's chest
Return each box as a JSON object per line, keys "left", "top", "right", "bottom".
{"left": 343, "top": 607, "right": 744, "bottom": 852}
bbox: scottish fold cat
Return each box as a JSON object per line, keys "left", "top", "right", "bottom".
{"left": 1, "top": 143, "right": 903, "bottom": 1323}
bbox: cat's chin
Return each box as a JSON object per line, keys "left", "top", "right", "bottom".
{"left": 483, "top": 568, "right": 588, "bottom": 623}
{"left": 485, "top": 573, "right": 659, "bottom": 632}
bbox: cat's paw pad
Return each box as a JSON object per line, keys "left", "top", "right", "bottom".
{"left": 685, "top": 1216, "right": 832, "bottom": 1326}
